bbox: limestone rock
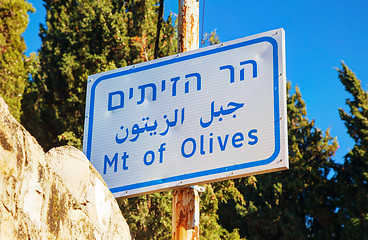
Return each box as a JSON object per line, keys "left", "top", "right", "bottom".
{"left": 0, "top": 95, "right": 131, "bottom": 239}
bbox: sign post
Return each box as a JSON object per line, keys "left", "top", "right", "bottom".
{"left": 83, "top": 29, "right": 288, "bottom": 199}
{"left": 172, "top": 1, "right": 200, "bottom": 239}
{"left": 83, "top": 18, "right": 287, "bottom": 240}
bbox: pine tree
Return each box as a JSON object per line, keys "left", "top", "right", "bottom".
{"left": 335, "top": 62, "right": 368, "bottom": 239}
{"left": 0, "top": 0, "right": 34, "bottom": 120}
{"left": 21, "top": 0, "right": 177, "bottom": 150}
{"left": 218, "top": 82, "right": 339, "bottom": 239}
{"left": 199, "top": 181, "right": 246, "bottom": 240}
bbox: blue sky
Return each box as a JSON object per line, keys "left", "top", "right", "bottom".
{"left": 23, "top": 0, "right": 368, "bottom": 164}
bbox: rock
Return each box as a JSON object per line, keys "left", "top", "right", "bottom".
{"left": 0, "top": 95, "right": 131, "bottom": 239}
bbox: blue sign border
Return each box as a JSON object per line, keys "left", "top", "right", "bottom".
{"left": 85, "top": 36, "right": 280, "bottom": 193}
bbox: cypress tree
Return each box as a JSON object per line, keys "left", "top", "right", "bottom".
{"left": 335, "top": 63, "right": 368, "bottom": 239}
{"left": 21, "top": 0, "right": 177, "bottom": 150}
{"left": 0, "top": 0, "right": 34, "bottom": 120}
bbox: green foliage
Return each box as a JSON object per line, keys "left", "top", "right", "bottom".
{"left": 119, "top": 192, "right": 173, "bottom": 240}
{"left": 201, "top": 29, "right": 220, "bottom": 47}
{"left": 335, "top": 62, "right": 368, "bottom": 239}
{"left": 0, "top": 0, "right": 34, "bottom": 120}
{"left": 200, "top": 182, "right": 246, "bottom": 240}
{"left": 21, "top": 0, "right": 177, "bottom": 150}
{"left": 218, "top": 82, "right": 339, "bottom": 239}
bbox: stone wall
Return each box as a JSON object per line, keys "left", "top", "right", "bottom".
{"left": 0, "top": 95, "right": 131, "bottom": 239}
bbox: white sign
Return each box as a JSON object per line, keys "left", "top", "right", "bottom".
{"left": 83, "top": 29, "right": 288, "bottom": 198}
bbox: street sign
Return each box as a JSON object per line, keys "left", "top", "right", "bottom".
{"left": 83, "top": 29, "right": 288, "bottom": 198}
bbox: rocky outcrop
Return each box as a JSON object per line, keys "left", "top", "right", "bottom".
{"left": 0, "top": 95, "right": 131, "bottom": 239}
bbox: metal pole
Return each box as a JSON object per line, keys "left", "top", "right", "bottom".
{"left": 172, "top": 1, "right": 200, "bottom": 239}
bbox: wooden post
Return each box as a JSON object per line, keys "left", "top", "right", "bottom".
{"left": 172, "top": 188, "right": 200, "bottom": 239}
{"left": 172, "top": 0, "right": 200, "bottom": 239}
{"left": 177, "top": 0, "right": 199, "bottom": 53}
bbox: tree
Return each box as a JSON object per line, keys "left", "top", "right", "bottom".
{"left": 21, "top": 0, "right": 177, "bottom": 150}
{"left": 218, "top": 82, "right": 339, "bottom": 239}
{"left": 335, "top": 62, "right": 368, "bottom": 239}
{"left": 119, "top": 192, "right": 173, "bottom": 240}
{"left": 0, "top": 0, "right": 34, "bottom": 121}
